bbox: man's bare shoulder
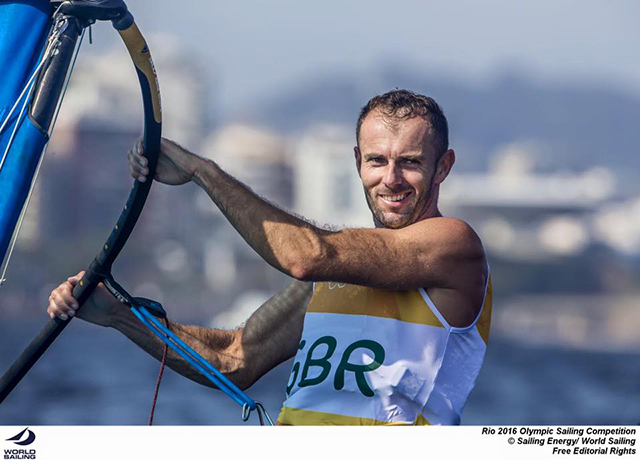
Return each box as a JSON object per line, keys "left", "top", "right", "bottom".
{"left": 409, "top": 216, "right": 475, "bottom": 232}
{"left": 405, "top": 217, "right": 485, "bottom": 258}
{"left": 409, "top": 218, "right": 488, "bottom": 327}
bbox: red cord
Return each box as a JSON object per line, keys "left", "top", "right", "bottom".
{"left": 148, "top": 318, "right": 170, "bottom": 426}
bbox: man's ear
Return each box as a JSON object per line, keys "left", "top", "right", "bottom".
{"left": 435, "top": 149, "right": 455, "bottom": 185}
{"left": 354, "top": 146, "right": 362, "bottom": 177}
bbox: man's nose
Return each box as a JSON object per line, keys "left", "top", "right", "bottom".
{"left": 382, "top": 162, "right": 403, "bottom": 187}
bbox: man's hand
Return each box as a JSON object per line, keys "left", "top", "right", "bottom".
{"left": 128, "top": 137, "right": 202, "bottom": 186}
{"left": 47, "top": 271, "right": 122, "bottom": 327}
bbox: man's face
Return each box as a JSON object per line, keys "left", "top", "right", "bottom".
{"left": 355, "top": 110, "right": 450, "bottom": 229}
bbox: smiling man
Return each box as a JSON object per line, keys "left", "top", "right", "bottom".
{"left": 48, "top": 89, "right": 492, "bottom": 425}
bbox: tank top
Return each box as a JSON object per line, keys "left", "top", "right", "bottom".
{"left": 277, "top": 275, "right": 492, "bottom": 425}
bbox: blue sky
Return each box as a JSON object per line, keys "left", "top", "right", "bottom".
{"left": 92, "top": 0, "right": 640, "bottom": 111}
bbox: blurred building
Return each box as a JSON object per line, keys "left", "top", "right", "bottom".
{"left": 201, "top": 124, "right": 293, "bottom": 209}
{"left": 198, "top": 124, "right": 294, "bottom": 307}
{"left": 294, "top": 123, "right": 371, "bottom": 228}
{"left": 58, "top": 33, "right": 209, "bottom": 144}
{"left": 592, "top": 196, "right": 640, "bottom": 256}
{"left": 442, "top": 142, "right": 619, "bottom": 260}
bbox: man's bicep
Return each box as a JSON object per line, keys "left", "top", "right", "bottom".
{"left": 314, "top": 218, "right": 485, "bottom": 290}
{"left": 240, "top": 280, "right": 312, "bottom": 381}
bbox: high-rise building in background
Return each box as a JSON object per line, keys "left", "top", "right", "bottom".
{"left": 201, "top": 124, "right": 293, "bottom": 209}
{"left": 294, "top": 123, "right": 370, "bottom": 229}
{"left": 198, "top": 124, "right": 294, "bottom": 309}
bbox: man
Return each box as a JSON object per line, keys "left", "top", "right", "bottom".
{"left": 48, "top": 89, "right": 492, "bottom": 425}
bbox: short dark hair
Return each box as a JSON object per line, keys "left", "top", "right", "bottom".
{"left": 356, "top": 89, "right": 449, "bottom": 156}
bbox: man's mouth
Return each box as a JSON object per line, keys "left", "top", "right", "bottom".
{"left": 379, "top": 191, "right": 411, "bottom": 204}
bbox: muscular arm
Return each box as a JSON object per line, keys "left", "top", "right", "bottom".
{"left": 50, "top": 275, "right": 312, "bottom": 390}
{"left": 130, "top": 139, "right": 487, "bottom": 327}
{"left": 191, "top": 156, "right": 485, "bottom": 291}
{"left": 131, "top": 139, "right": 485, "bottom": 291}
{"left": 114, "top": 280, "right": 312, "bottom": 390}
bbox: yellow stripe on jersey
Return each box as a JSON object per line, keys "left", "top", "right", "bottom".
{"left": 277, "top": 407, "right": 427, "bottom": 426}
{"left": 307, "top": 282, "right": 444, "bottom": 327}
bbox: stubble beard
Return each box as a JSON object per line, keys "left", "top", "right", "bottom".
{"left": 364, "top": 187, "right": 417, "bottom": 229}
{"left": 363, "top": 174, "right": 438, "bottom": 230}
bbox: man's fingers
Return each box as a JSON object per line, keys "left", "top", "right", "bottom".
{"left": 135, "top": 137, "right": 146, "bottom": 158}
{"left": 48, "top": 301, "right": 70, "bottom": 321}
{"left": 129, "top": 141, "right": 147, "bottom": 164}
{"left": 132, "top": 138, "right": 147, "bottom": 164}
{"left": 60, "top": 285, "right": 80, "bottom": 310}
{"left": 128, "top": 154, "right": 147, "bottom": 181}
{"left": 48, "top": 293, "right": 75, "bottom": 321}
{"left": 49, "top": 271, "right": 87, "bottom": 320}
{"left": 51, "top": 287, "right": 79, "bottom": 311}
{"left": 128, "top": 144, "right": 149, "bottom": 182}
{"left": 66, "top": 270, "right": 85, "bottom": 286}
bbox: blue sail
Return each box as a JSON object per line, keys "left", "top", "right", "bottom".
{"left": 0, "top": 1, "right": 52, "bottom": 274}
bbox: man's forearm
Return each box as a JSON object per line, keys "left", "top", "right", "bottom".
{"left": 109, "top": 280, "right": 311, "bottom": 390}
{"left": 110, "top": 307, "right": 244, "bottom": 389}
{"left": 192, "top": 157, "right": 326, "bottom": 279}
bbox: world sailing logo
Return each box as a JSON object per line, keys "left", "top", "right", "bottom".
{"left": 4, "top": 428, "right": 36, "bottom": 460}
{"left": 5, "top": 429, "right": 35, "bottom": 446}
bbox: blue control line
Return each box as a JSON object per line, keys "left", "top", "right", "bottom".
{"left": 134, "top": 306, "right": 254, "bottom": 409}
{"left": 102, "top": 275, "right": 273, "bottom": 425}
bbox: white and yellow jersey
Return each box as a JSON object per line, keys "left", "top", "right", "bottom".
{"left": 277, "top": 276, "right": 493, "bottom": 425}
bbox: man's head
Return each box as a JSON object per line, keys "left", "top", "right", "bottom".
{"left": 355, "top": 89, "right": 455, "bottom": 229}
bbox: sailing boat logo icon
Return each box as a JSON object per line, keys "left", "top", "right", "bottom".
{"left": 5, "top": 427, "right": 36, "bottom": 446}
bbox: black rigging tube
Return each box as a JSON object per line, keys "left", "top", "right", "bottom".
{"left": 0, "top": 0, "right": 162, "bottom": 404}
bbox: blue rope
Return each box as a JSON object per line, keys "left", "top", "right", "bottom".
{"left": 130, "top": 306, "right": 256, "bottom": 410}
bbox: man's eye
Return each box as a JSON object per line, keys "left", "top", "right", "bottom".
{"left": 369, "top": 157, "right": 385, "bottom": 164}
